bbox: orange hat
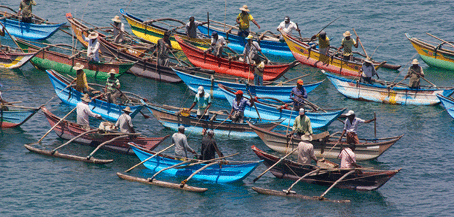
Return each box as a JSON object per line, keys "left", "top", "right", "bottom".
{"left": 235, "top": 90, "right": 243, "bottom": 95}
{"left": 297, "top": 79, "right": 304, "bottom": 85}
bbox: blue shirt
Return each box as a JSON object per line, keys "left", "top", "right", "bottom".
{"left": 232, "top": 97, "right": 251, "bottom": 112}
{"left": 290, "top": 86, "right": 307, "bottom": 106}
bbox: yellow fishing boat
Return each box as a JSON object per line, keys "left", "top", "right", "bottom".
{"left": 406, "top": 33, "right": 454, "bottom": 71}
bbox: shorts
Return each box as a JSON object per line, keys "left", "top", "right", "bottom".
{"left": 231, "top": 110, "right": 244, "bottom": 123}
{"left": 346, "top": 132, "right": 359, "bottom": 144}
{"left": 238, "top": 29, "right": 249, "bottom": 38}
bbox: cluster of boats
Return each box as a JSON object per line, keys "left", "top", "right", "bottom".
{"left": 2, "top": 5, "right": 454, "bottom": 202}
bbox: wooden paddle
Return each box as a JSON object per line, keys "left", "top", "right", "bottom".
{"left": 86, "top": 135, "right": 129, "bottom": 159}
{"left": 124, "top": 143, "right": 175, "bottom": 173}
{"left": 37, "top": 107, "right": 77, "bottom": 144}
{"left": 180, "top": 161, "right": 219, "bottom": 187}
{"left": 319, "top": 170, "right": 355, "bottom": 200}
{"left": 253, "top": 148, "right": 298, "bottom": 183}
{"left": 284, "top": 168, "right": 321, "bottom": 194}
{"left": 352, "top": 28, "right": 368, "bottom": 58}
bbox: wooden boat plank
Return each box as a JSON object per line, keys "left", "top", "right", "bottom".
{"left": 24, "top": 144, "right": 113, "bottom": 164}
{"left": 252, "top": 187, "right": 350, "bottom": 203}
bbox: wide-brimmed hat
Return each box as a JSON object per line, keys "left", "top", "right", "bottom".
{"left": 197, "top": 86, "right": 204, "bottom": 94}
{"left": 412, "top": 59, "right": 419, "bottom": 65}
{"left": 108, "top": 69, "right": 116, "bottom": 74}
{"left": 81, "top": 94, "right": 91, "bottom": 103}
{"left": 343, "top": 31, "right": 352, "bottom": 37}
{"left": 246, "top": 34, "right": 254, "bottom": 40}
{"left": 301, "top": 133, "right": 312, "bottom": 141}
{"left": 235, "top": 90, "right": 243, "bottom": 95}
{"left": 122, "top": 106, "right": 132, "bottom": 113}
{"left": 346, "top": 110, "right": 355, "bottom": 116}
{"left": 239, "top": 5, "right": 250, "bottom": 12}
{"left": 257, "top": 61, "right": 265, "bottom": 70}
{"left": 297, "top": 79, "right": 304, "bottom": 85}
{"left": 73, "top": 62, "right": 84, "bottom": 71}
{"left": 87, "top": 31, "right": 99, "bottom": 40}
{"left": 364, "top": 58, "right": 373, "bottom": 64}
{"left": 299, "top": 108, "right": 305, "bottom": 115}
{"left": 111, "top": 15, "right": 121, "bottom": 23}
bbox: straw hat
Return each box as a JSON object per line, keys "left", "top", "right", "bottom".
{"left": 73, "top": 62, "right": 84, "bottom": 71}
{"left": 343, "top": 31, "right": 352, "bottom": 37}
{"left": 81, "top": 94, "right": 91, "bottom": 103}
{"left": 235, "top": 90, "right": 243, "bottom": 95}
{"left": 108, "top": 69, "right": 116, "bottom": 74}
{"left": 301, "top": 133, "right": 312, "bottom": 141}
{"left": 122, "top": 106, "right": 132, "bottom": 113}
{"left": 345, "top": 110, "right": 355, "bottom": 116}
{"left": 297, "top": 79, "right": 304, "bottom": 85}
{"left": 246, "top": 34, "right": 254, "bottom": 40}
{"left": 111, "top": 15, "right": 121, "bottom": 23}
{"left": 364, "top": 58, "right": 373, "bottom": 64}
{"left": 257, "top": 61, "right": 265, "bottom": 70}
{"left": 87, "top": 31, "right": 99, "bottom": 40}
{"left": 412, "top": 59, "right": 419, "bottom": 65}
{"left": 239, "top": 5, "right": 250, "bottom": 12}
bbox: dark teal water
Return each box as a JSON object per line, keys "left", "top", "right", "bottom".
{"left": 1, "top": 0, "right": 454, "bottom": 216}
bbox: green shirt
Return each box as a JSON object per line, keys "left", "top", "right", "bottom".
{"left": 106, "top": 77, "right": 120, "bottom": 92}
{"left": 292, "top": 115, "right": 313, "bottom": 134}
{"left": 19, "top": 0, "right": 37, "bottom": 18}
{"left": 341, "top": 38, "right": 356, "bottom": 56}
{"left": 194, "top": 92, "right": 211, "bottom": 109}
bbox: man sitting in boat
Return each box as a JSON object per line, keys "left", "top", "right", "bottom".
{"left": 290, "top": 79, "right": 307, "bottom": 111}
{"left": 76, "top": 94, "right": 102, "bottom": 130}
{"left": 111, "top": 15, "right": 125, "bottom": 43}
{"left": 337, "top": 31, "right": 358, "bottom": 61}
{"left": 338, "top": 110, "right": 376, "bottom": 145}
{"left": 338, "top": 143, "right": 361, "bottom": 169}
{"left": 404, "top": 59, "right": 425, "bottom": 89}
{"left": 277, "top": 16, "right": 300, "bottom": 42}
{"left": 228, "top": 90, "right": 255, "bottom": 123}
{"left": 185, "top": 16, "right": 207, "bottom": 39}
{"left": 243, "top": 34, "right": 262, "bottom": 64}
{"left": 173, "top": 126, "right": 197, "bottom": 160}
{"left": 82, "top": 31, "right": 101, "bottom": 62}
{"left": 236, "top": 5, "right": 260, "bottom": 37}
{"left": 253, "top": 61, "right": 265, "bottom": 86}
{"left": 204, "top": 32, "right": 226, "bottom": 58}
{"left": 310, "top": 31, "right": 330, "bottom": 64}
{"left": 188, "top": 86, "right": 212, "bottom": 120}
{"left": 288, "top": 108, "right": 312, "bottom": 138}
{"left": 104, "top": 69, "right": 121, "bottom": 104}
{"left": 18, "top": 0, "right": 37, "bottom": 23}
{"left": 360, "top": 58, "right": 379, "bottom": 84}
{"left": 71, "top": 63, "right": 94, "bottom": 95}
{"left": 156, "top": 31, "right": 172, "bottom": 66}
{"left": 297, "top": 133, "right": 317, "bottom": 165}
{"left": 115, "top": 106, "right": 135, "bottom": 134}
{"left": 200, "top": 130, "right": 223, "bottom": 160}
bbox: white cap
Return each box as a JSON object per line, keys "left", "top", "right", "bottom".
{"left": 346, "top": 110, "right": 355, "bottom": 116}
{"left": 197, "top": 86, "right": 204, "bottom": 94}
{"left": 299, "top": 108, "right": 305, "bottom": 115}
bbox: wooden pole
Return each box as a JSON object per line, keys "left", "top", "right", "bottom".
{"left": 313, "top": 16, "right": 341, "bottom": 37}
{"left": 180, "top": 162, "right": 219, "bottom": 187}
{"left": 124, "top": 143, "right": 175, "bottom": 173}
{"left": 352, "top": 28, "right": 368, "bottom": 58}
{"left": 86, "top": 135, "right": 129, "bottom": 159}
{"left": 426, "top": 33, "right": 454, "bottom": 49}
{"left": 284, "top": 169, "right": 321, "bottom": 194}
{"left": 374, "top": 112, "right": 377, "bottom": 139}
{"left": 176, "top": 152, "right": 239, "bottom": 168}
{"left": 51, "top": 129, "right": 99, "bottom": 154}
{"left": 37, "top": 107, "right": 77, "bottom": 143}
{"left": 207, "top": 12, "right": 210, "bottom": 37}
{"left": 148, "top": 159, "right": 195, "bottom": 182}
{"left": 253, "top": 148, "right": 298, "bottom": 182}
{"left": 247, "top": 88, "right": 261, "bottom": 120}
{"left": 0, "top": 19, "right": 22, "bottom": 49}
{"left": 319, "top": 170, "right": 355, "bottom": 200}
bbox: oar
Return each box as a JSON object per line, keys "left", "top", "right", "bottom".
{"left": 124, "top": 143, "right": 175, "bottom": 173}
{"left": 115, "top": 87, "right": 150, "bottom": 119}
{"left": 295, "top": 95, "right": 326, "bottom": 112}
{"left": 318, "top": 170, "right": 355, "bottom": 200}
{"left": 86, "top": 135, "right": 129, "bottom": 159}
{"left": 283, "top": 168, "right": 321, "bottom": 194}
{"left": 247, "top": 88, "right": 261, "bottom": 120}
{"left": 426, "top": 33, "right": 454, "bottom": 49}
{"left": 253, "top": 148, "right": 298, "bottom": 183}
{"left": 37, "top": 107, "right": 77, "bottom": 144}
{"left": 51, "top": 129, "right": 99, "bottom": 154}
{"left": 180, "top": 161, "right": 219, "bottom": 187}
{"left": 148, "top": 159, "right": 196, "bottom": 182}
{"left": 352, "top": 28, "right": 368, "bottom": 58}
{"left": 421, "top": 76, "right": 437, "bottom": 87}
{"left": 374, "top": 112, "right": 377, "bottom": 139}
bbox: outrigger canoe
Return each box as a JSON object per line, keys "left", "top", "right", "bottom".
{"left": 251, "top": 145, "right": 401, "bottom": 191}
{"left": 406, "top": 33, "right": 454, "bottom": 71}
{"left": 324, "top": 71, "right": 454, "bottom": 106}
{"left": 248, "top": 122, "right": 403, "bottom": 161}
{"left": 46, "top": 69, "right": 143, "bottom": 121}
{"left": 174, "top": 68, "right": 323, "bottom": 102}
{"left": 143, "top": 102, "right": 281, "bottom": 137}
{"left": 437, "top": 94, "right": 454, "bottom": 119}
{"left": 176, "top": 35, "right": 297, "bottom": 81}
{"left": 219, "top": 84, "right": 345, "bottom": 128}
{"left": 0, "top": 106, "right": 39, "bottom": 128}
{"left": 0, "top": 45, "right": 35, "bottom": 69}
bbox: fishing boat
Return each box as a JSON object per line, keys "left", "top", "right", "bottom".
{"left": 437, "top": 94, "right": 454, "bottom": 119}
{"left": 174, "top": 68, "right": 323, "bottom": 102}
{"left": 39, "top": 106, "right": 168, "bottom": 154}
{"left": 0, "top": 106, "right": 39, "bottom": 128}
{"left": 324, "top": 71, "right": 454, "bottom": 106}
{"left": 16, "top": 38, "right": 134, "bottom": 80}
{"left": 46, "top": 69, "right": 143, "bottom": 121}
{"left": 0, "top": 45, "right": 35, "bottom": 69}
{"left": 248, "top": 122, "right": 403, "bottom": 161}
{"left": 406, "top": 33, "right": 454, "bottom": 71}
{"left": 143, "top": 102, "right": 281, "bottom": 137}
{"left": 176, "top": 35, "right": 298, "bottom": 81}
{"left": 251, "top": 145, "right": 401, "bottom": 191}
{"left": 120, "top": 9, "right": 210, "bottom": 50}
{"left": 219, "top": 84, "right": 345, "bottom": 128}
{"left": 0, "top": 6, "right": 65, "bottom": 40}
{"left": 129, "top": 142, "right": 262, "bottom": 183}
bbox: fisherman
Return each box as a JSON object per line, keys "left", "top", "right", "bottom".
{"left": 111, "top": 15, "right": 125, "bottom": 43}
{"left": 82, "top": 31, "right": 101, "bottom": 62}
{"left": 338, "top": 143, "right": 361, "bottom": 169}
{"left": 288, "top": 108, "right": 312, "bottom": 138}
{"left": 253, "top": 61, "right": 265, "bottom": 86}
{"left": 18, "top": 0, "right": 37, "bottom": 23}
{"left": 277, "top": 16, "right": 300, "bottom": 41}
{"left": 156, "top": 31, "right": 172, "bottom": 66}
{"left": 115, "top": 106, "right": 135, "bottom": 134}
{"left": 360, "top": 58, "right": 379, "bottom": 84}
{"left": 310, "top": 31, "right": 330, "bottom": 63}
{"left": 204, "top": 32, "right": 226, "bottom": 57}
{"left": 188, "top": 86, "right": 212, "bottom": 120}
{"left": 173, "top": 125, "right": 197, "bottom": 160}
{"left": 243, "top": 34, "right": 261, "bottom": 64}
{"left": 76, "top": 94, "right": 102, "bottom": 130}
{"left": 71, "top": 63, "right": 93, "bottom": 95}
{"left": 404, "top": 59, "right": 425, "bottom": 88}
{"left": 338, "top": 110, "right": 376, "bottom": 145}
{"left": 185, "top": 16, "right": 208, "bottom": 39}
{"left": 104, "top": 69, "right": 121, "bottom": 104}
{"left": 337, "top": 31, "right": 358, "bottom": 61}
{"left": 228, "top": 90, "right": 255, "bottom": 123}
{"left": 0, "top": 26, "right": 5, "bottom": 46}
{"left": 0, "top": 91, "right": 9, "bottom": 111}
{"left": 200, "top": 130, "right": 223, "bottom": 160}
{"left": 236, "top": 4, "right": 260, "bottom": 37}
{"left": 290, "top": 79, "right": 307, "bottom": 111}
{"left": 297, "top": 133, "right": 317, "bottom": 165}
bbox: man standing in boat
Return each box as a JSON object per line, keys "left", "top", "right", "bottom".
{"left": 253, "top": 61, "right": 265, "bottom": 86}
{"left": 200, "top": 130, "right": 223, "bottom": 160}
{"left": 185, "top": 16, "right": 208, "bottom": 39}
{"left": 204, "top": 32, "right": 226, "bottom": 57}
{"left": 404, "top": 59, "right": 425, "bottom": 88}
{"left": 18, "top": 0, "right": 37, "bottom": 23}
{"left": 188, "top": 86, "right": 212, "bottom": 120}
{"left": 228, "top": 90, "right": 255, "bottom": 123}
{"left": 338, "top": 143, "right": 361, "bottom": 169}
{"left": 290, "top": 79, "right": 307, "bottom": 111}
{"left": 337, "top": 31, "right": 358, "bottom": 61}
{"left": 288, "top": 108, "right": 312, "bottom": 138}
{"left": 82, "top": 31, "right": 101, "bottom": 62}
{"left": 338, "top": 110, "right": 376, "bottom": 145}
{"left": 173, "top": 126, "right": 197, "bottom": 160}
{"left": 360, "top": 58, "right": 379, "bottom": 84}
{"left": 104, "top": 69, "right": 121, "bottom": 104}
{"left": 243, "top": 34, "right": 261, "bottom": 64}
{"left": 298, "top": 133, "right": 317, "bottom": 165}
{"left": 111, "top": 15, "right": 125, "bottom": 43}
{"left": 236, "top": 5, "right": 260, "bottom": 38}
{"left": 76, "top": 94, "right": 102, "bottom": 130}
{"left": 71, "top": 63, "right": 94, "bottom": 95}
{"left": 115, "top": 106, "right": 135, "bottom": 134}
{"left": 310, "top": 31, "right": 330, "bottom": 64}
{"left": 277, "top": 16, "right": 300, "bottom": 42}
{"left": 156, "top": 31, "right": 172, "bottom": 66}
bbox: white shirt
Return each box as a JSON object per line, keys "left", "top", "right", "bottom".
{"left": 115, "top": 113, "right": 133, "bottom": 133}
{"left": 211, "top": 36, "right": 226, "bottom": 47}
{"left": 82, "top": 35, "right": 101, "bottom": 61}
{"left": 76, "top": 102, "right": 101, "bottom": 126}
{"left": 277, "top": 21, "right": 298, "bottom": 35}
{"left": 113, "top": 22, "right": 125, "bottom": 42}
{"left": 343, "top": 117, "right": 365, "bottom": 133}
{"left": 297, "top": 141, "right": 315, "bottom": 165}
{"left": 338, "top": 148, "right": 356, "bottom": 169}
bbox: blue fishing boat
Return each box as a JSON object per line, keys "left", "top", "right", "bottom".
{"left": 173, "top": 68, "right": 323, "bottom": 103}
{"left": 46, "top": 69, "right": 143, "bottom": 121}
{"left": 437, "top": 94, "right": 454, "bottom": 119}
{"left": 0, "top": 16, "right": 64, "bottom": 40}
{"left": 129, "top": 143, "right": 262, "bottom": 183}
{"left": 0, "top": 107, "right": 39, "bottom": 128}
{"left": 219, "top": 84, "right": 345, "bottom": 128}
{"left": 324, "top": 71, "right": 454, "bottom": 106}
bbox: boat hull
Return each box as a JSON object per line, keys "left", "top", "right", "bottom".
{"left": 0, "top": 108, "right": 39, "bottom": 128}
{"left": 437, "top": 94, "right": 454, "bottom": 119}
{"left": 0, "top": 51, "right": 35, "bottom": 69}
{"left": 406, "top": 33, "right": 454, "bottom": 71}
{"left": 0, "top": 17, "right": 64, "bottom": 40}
